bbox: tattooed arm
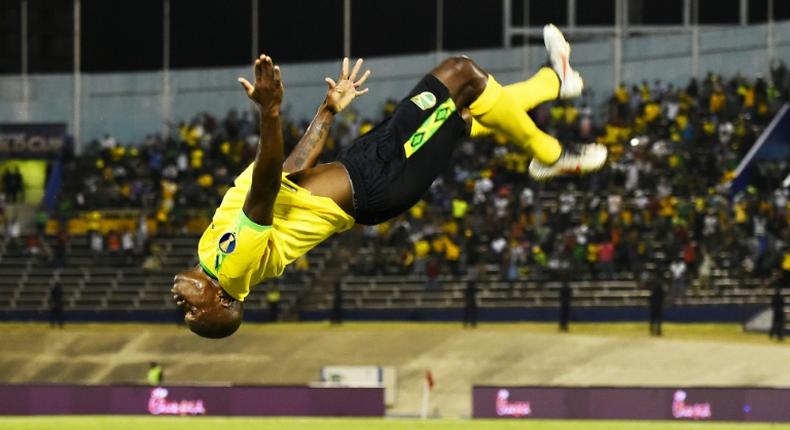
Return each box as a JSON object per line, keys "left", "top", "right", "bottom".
{"left": 282, "top": 103, "right": 334, "bottom": 173}
{"left": 282, "top": 57, "right": 371, "bottom": 173}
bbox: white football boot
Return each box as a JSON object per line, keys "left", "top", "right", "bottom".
{"left": 528, "top": 143, "right": 608, "bottom": 181}
{"left": 544, "top": 23, "right": 584, "bottom": 99}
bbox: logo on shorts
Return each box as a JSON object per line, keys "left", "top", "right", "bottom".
{"left": 410, "top": 91, "right": 436, "bottom": 111}
{"left": 219, "top": 232, "right": 236, "bottom": 254}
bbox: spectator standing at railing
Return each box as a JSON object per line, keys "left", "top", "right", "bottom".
{"left": 598, "top": 239, "right": 615, "bottom": 280}
{"left": 54, "top": 229, "right": 69, "bottom": 267}
{"left": 413, "top": 238, "right": 430, "bottom": 276}
{"left": 697, "top": 251, "right": 715, "bottom": 292}
{"left": 559, "top": 276, "right": 572, "bottom": 332}
{"left": 648, "top": 274, "right": 665, "bottom": 336}
{"left": 670, "top": 258, "right": 688, "bottom": 298}
{"left": 586, "top": 241, "right": 599, "bottom": 279}
{"left": 505, "top": 242, "right": 524, "bottom": 288}
{"left": 6, "top": 217, "right": 21, "bottom": 251}
{"left": 770, "top": 286, "right": 784, "bottom": 342}
{"left": 266, "top": 283, "right": 281, "bottom": 323}
{"left": 330, "top": 280, "right": 344, "bottom": 325}
{"left": 121, "top": 230, "right": 135, "bottom": 265}
{"left": 683, "top": 241, "right": 697, "bottom": 274}
{"left": 49, "top": 282, "right": 64, "bottom": 328}
{"left": 426, "top": 256, "right": 441, "bottom": 290}
{"left": 463, "top": 279, "right": 478, "bottom": 328}
{"left": 443, "top": 235, "right": 462, "bottom": 277}
{"left": 89, "top": 230, "right": 103, "bottom": 257}
{"left": 106, "top": 230, "right": 122, "bottom": 259}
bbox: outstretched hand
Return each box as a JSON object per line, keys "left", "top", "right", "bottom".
{"left": 325, "top": 57, "right": 371, "bottom": 114}
{"left": 238, "top": 54, "right": 284, "bottom": 116}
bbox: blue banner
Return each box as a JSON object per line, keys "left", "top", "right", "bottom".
{"left": 730, "top": 104, "right": 790, "bottom": 195}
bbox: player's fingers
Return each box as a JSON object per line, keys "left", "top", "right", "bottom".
{"left": 354, "top": 69, "right": 371, "bottom": 87}
{"left": 263, "top": 55, "right": 273, "bottom": 75}
{"left": 253, "top": 57, "right": 262, "bottom": 79}
{"left": 273, "top": 65, "right": 282, "bottom": 83}
{"left": 349, "top": 58, "right": 363, "bottom": 81}
{"left": 237, "top": 77, "right": 254, "bottom": 95}
{"left": 355, "top": 88, "right": 370, "bottom": 96}
{"left": 325, "top": 77, "right": 337, "bottom": 89}
{"left": 341, "top": 57, "right": 349, "bottom": 80}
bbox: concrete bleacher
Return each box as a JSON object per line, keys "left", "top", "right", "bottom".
{"left": 1, "top": 232, "right": 788, "bottom": 326}
{"left": 298, "top": 259, "right": 789, "bottom": 327}
{"left": 0, "top": 234, "right": 332, "bottom": 319}
{"left": 302, "top": 272, "right": 764, "bottom": 310}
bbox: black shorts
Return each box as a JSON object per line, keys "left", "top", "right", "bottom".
{"left": 337, "top": 74, "right": 467, "bottom": 225}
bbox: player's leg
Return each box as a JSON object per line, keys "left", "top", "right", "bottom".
{"left": 469, "top": 25, "right": 585, "bottom": 137}
{"left": 337, "top": 43, "right": 596, "bottom": 226}
{"left": 430, "top": 56, "right": 605, "bottom": 180}
{"left": 469, "top": 67, "right": 561, "bottom": 138}
{"left": 431, "top": 55, "right": 547, "bottom": 149}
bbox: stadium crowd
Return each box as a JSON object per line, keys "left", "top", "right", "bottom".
{"left": 352, "top": 64, "right": 790, "bottom": 290}
{"left": 4, "top": 64, "right": 790, "bottom": 291}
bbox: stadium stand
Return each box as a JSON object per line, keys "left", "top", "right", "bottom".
{"left": 2, "top": 70, "right": 790, "bottom": 326}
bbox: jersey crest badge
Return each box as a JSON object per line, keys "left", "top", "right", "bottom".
{"left": 410, "top": 91, "right": 436, "bottom": 111}
{"left": 219, "top": 232, "right": 237, "bottom": 254}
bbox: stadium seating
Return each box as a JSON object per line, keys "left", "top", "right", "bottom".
{"left": 2, "top": 230, "right": 784, "bottom": 327}
{"left": 0, "top": 234, "right": 331, "bottom": 319}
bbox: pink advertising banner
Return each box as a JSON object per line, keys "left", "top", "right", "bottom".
{"left": 0, "top": 384, "right": 384, "bottom": 416}
{"left": 473, "top": 386, "right": 790, "bottom": 422}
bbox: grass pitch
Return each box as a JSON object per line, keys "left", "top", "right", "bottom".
{"left": 1, "top": 417, "right": 790, "bottom": 430}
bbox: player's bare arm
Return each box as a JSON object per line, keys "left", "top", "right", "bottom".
{"left": 282, "top": 57, "right": 371, "bottom": 173}
{"left": 238, "top": 54, "right": 285, "bottom": 226}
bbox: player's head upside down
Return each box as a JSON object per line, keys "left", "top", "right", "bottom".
{"left": 173, "top": 267, "right": 243, "bottom": 338}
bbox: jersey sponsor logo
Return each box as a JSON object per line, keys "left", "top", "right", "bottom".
{"left": 219, "top": 232, "right": 237, "bottom": 254}
{"left": 410, "top": 91, "right": 437, "bottom": 111}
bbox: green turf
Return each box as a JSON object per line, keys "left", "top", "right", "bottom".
{"left": 1, "top": 417, "right": 790, "bottom": 430}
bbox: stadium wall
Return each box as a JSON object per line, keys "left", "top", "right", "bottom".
{"left": 1, "top": 22, "right": 789, "bottom": 145}
{"left": 299, "top": 304, "right": 764, "bottom": 324}
{"left": 0, "top": 304, "right": 764, "bottom": 324}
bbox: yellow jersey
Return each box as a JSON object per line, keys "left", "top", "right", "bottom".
{"left": 198, "top": 164, "right": 355, "bottom": 301}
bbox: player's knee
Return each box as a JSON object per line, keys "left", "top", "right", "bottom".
{"left": 433, "top": 56, "right": 488, "bottom": 102}
{"left": 439, "top": 56, "right": 484, "bottom": 80}
{"left": 438, "top": 55, "right": 472, "bottom": 71}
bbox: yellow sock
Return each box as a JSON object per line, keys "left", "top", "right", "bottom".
{"left": 469, "top": 68, "right": 560, "bottom": 138}
{"left": 469, "top": 75, "right": 562, "bottom": 164}
{"left": 506, "top": 67, "right": 561, "bottom": 111}
{"left": 469, "top": 120, "right": 493, "bottom": 137}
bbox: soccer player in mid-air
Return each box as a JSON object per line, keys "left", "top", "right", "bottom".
{"left": 172, "top": 25, "right": 607, "bottom": 338}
